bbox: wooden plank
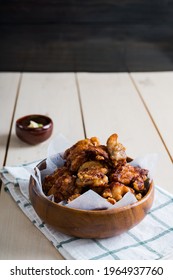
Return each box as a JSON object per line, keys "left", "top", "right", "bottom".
{"left": 0, "top": 72, "right": 20, "bottom": 167}
{"left": 77, "top": 72, "right": 173, "bottom": 193}
{"left": 0, "top": 73, "right": 84, "bottom": 259}
{"left": 7, "top": 73, "right": 84, "bottom": 165}
{"left": 131, "top": 71, "right": 173, "bottom": 161}
{"left": 0, "top": 192, "right": 63, "bottom": 260}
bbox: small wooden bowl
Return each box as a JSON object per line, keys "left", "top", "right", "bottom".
{"left": 29, "top": 159, "right": 154, "bottom": 239}
{"left": 16, "top": 114, "right": 53, "bottom": 145}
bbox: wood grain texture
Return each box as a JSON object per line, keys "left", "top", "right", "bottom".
{"left": 131, "top": 72, "right": 173, "bottom": 162}
{"left": 0, "top": 71, "right": 173, "bottom": 259}
{"left": 0, "top": 73, "right": 84, "bottom": 259}
{"left": 6, "top": 73, "right": 84, "bottom": 165}
{"left": 0, "top": 73, "right": 20, "bottom": 167}
{"left": 29, "top": 160, "right": 154, "bottom": 239}
{"left": 0, "top": 190, "right": 63, "bottom": 260}
{"left": 77, "top": 73, "right": 173, "bottom": 192}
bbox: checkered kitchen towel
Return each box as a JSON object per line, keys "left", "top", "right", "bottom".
{"left": 1, "top": 161, "right": 173, "bottom": 260}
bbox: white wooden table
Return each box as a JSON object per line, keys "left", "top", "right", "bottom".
{"left": 0, "top": 72, "right": 173, "bottom": 259}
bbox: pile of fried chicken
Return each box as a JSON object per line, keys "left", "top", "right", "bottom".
{"left": 43, "top": 133, "right": 149, "bottom": 205}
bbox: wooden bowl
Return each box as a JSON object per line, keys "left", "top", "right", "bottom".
{"left": 29, "top": 159, "right": 154, "bottom": 239}
{"left": 16, "top": 114, "right": 53, "bottom": 145}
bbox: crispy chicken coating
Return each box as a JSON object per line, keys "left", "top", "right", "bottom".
{"left": 135, "top": 193, "right": 143, "bottom": 201}
{"left": 42, "top": 133, "right": 150, "bottom": 205}
{"left": 63, "top": 137, "right": 101, "bottom": 172}
{"left": 111, "top": 164, "right": 138, "bottom": 185}
{"left": 89, "top": 137, "right": 101, "bottom": 146}
{"left": 133, "top": 176, "right": 146, "bottom": 192}
{"left": 132, "top": 166, "right": 149, "bottom": 192}
{"left": 85, "top": 145, "right": 109, "bottom": 162}
{"left": 42, "top": 168, "right": 61, "bottom": 195}
{"left": 102, "top": 182, "right": 134, "bottom": 204}
{"left": 76, "top": 161, "right": 109, "bottom": 187}
{"left": 107, "top": 133, "right": 127, "bottom": 166}
{"left": 111, "top": 164, "right": 148, "bottom": 192}
{"left": 43, "top": 166, "right": 76, "bottom": 203}
{"left": 67, "top": 193, "right": 81, "bottom": 203}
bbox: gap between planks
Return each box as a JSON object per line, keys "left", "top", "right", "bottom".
{"left": 2, "top": 73, "right": 23, "bottom": 167}
{"left": 75, "top": 73, "right": 87, "bottom": 138}
{"left": 129, "top": 72, "right": 173, "bottom": 164}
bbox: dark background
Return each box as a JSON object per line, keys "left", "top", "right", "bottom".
{"left": 1, "top": 0, "right": 173, "bottom": 72}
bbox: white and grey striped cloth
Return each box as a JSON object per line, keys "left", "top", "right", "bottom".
{"left": 1, "top": 161, "right": 173, "bottom": 260}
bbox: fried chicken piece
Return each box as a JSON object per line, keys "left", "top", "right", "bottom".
{"left": 102, "top": 182, "right": 134, "bottom": 204}
{"left": 111, "top": 164, "right": 139, "bottom": 185}
{"left": 110, "top": 164, "right": 149, "bottom": 196}
{"left": 43, "top": 134, "right": 149, "bottom": 206}
{"left": 63, "top": 137, "right": 101, "bottom": 172}
{"left": 111, "top": 163, "right": 148, "bottom": 190}
{"left": 43, "top": 166, "right": 76, "bottom": 203}
{"left": 102, "top": 187, "right": 113, "bottom": 198}
{"left": 90, "top": 186, "right": 106, "bottom": 195}
{"left": 89, "top": 137, "right": 101, "bottom": 146}
{"left": 111, "top": 182, "right": 134, "bottom": 200}
{"left": 135, "top": 193, "right": 143, "bottom": 201}
{"left": 107, "top": 133, "right": 127, "bottom": 166}
{"left": 64, "top": 137, "right": 100, "bottom": 159}
{"left": 132, "top": 167, "right": 149, "bottom": 193}
{"left": 86, "top": 145, "right": 109, "bottom": 162}
{"left": 134, "top": 166, "right": 149, "bottom": 181}
{"left": 107, "top": 197, "right": 117, "bottom": 205}
{"left": 67, "top": 193, "right": 81, "bottom": 203}
{"left": 42, "top": 168, "right": 62, "bottom": 195}
{"left": 133, "top": 176, "right": 146, "bottom": 192}
{"left": 76, "top": 161, "right": 109, "bottom": 188}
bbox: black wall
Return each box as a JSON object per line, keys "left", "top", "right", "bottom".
{"left": 1, "top": 0, "right": 173, "bottom": 72}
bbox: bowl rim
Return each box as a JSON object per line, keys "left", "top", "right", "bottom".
{"left": 30, "top": 158, "right": 154, "bottom": 215}
{"left": 16, "top": 114, "right": 53, "bottom": 131}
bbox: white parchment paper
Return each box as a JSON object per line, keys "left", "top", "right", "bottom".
{"left": 32, "top": 134, "right": 157, "bottom": 210}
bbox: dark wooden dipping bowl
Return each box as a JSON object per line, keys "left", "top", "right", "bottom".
{"left": 29, "top": 159, "right": 154, "bottom": 239}
{"left": 16, "top": 114, "right": 53, "bottom": 145}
